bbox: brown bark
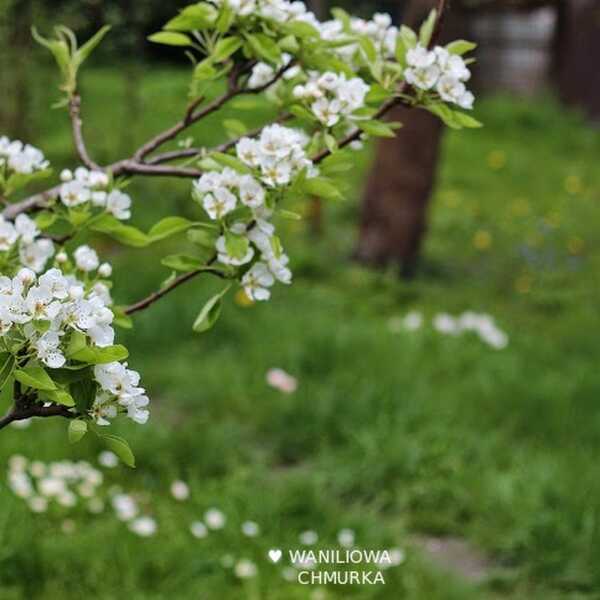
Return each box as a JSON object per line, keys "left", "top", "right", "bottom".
{"left": 355, "top": 0, "right": 460, "bottom": 277}
{"left": 355, "top": 107, "right": 444, "bottom": 276}
{"left": 556, "top": 0, "right": 600, "bottom": 122}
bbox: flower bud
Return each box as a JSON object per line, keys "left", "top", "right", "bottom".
{"left": 98, "top": 262, "right": 112, "bottom": 278}
{"left": 60, "top": 169, "right": 73, "bottom": 182}
{"left": 68, "top": 285, "right": 84, "bottom": 300}
{"left": 16, "top": 268, "right": 36, "bottom": 286}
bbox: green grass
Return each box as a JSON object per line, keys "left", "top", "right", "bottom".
{"left": 1, "top": 65, "right": 600, "bottom": 599}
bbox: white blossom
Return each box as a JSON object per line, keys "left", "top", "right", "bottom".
{"left": 129, "top": 516, "right": 157, "bottom": 537}
{"left": 0, "top": 137, "right": 48, "bottom": 175}
{"left": 74, "top": 245, "right": 99, "bottom": 272}
{"left": 170, "top": 480, "right": 190, "bottom": 501}
{"left": 204, "top": 508, "right": 226, "bottom": 530}
{"left": 105, "top": 190, "right": 132, "bottom": 220}
{"left": 242, "top": 262, "right": 274, "bottom": 301}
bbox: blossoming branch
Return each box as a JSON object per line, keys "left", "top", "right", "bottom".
{"left": 0, "top": 0, "right": 478, "bottom": 463}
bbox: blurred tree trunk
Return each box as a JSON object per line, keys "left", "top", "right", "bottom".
{"left": 355, "top": 107, "right": 444, "bottom": 276}
{"left": 355, "top": 0, "right": 462, "bottom": 277}
{"left": 0, "top": 0, "right": 33, "bottom": 138}
{"left": 556, "top": 0, "right": 600, "bottom": 122}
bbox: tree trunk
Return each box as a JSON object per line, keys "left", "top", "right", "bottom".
{"left": 355, "top": 107, "right": 444, "bottom": 277}
{"left": 556, "top": 0, "right": 600, "bottom": 122}
{"left": 355, "top": 0, "right": 459, "bottom": 277}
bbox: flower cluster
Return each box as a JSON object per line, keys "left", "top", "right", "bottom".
{"left": 59, "top": 167, "right": 132, "bottom": 220}
{"left": 348, "top": 13, "right": 398, "bottom": 59}
{"left": 235, "top": 124, "right": 313, "bottom": 186}
{"left": 433, "top": 311, "right": 508, "bottom": 349}
{"left": 92, "top": 362, "right": 150, "bottom": 426}
{"left": 389, "top": 310, "right": 509, "bottom": 349}
{"left": 194, "top": 125, "right": 312, "bottom": 301}
{"left": 218, "top": 0, "right": 318, "bottom": 24}
{"left": 0, "top": 136, "right": 49, "bottom": 176}
{"left": 7, "top": 453, "right": 407, "bottom": 584}
{"left": 0, "top": 213, "right": 54, "bottom": 273}
{"left": 7, "top": 455, "right": 104, "bottom": 513}
{"left": 405, "top": 45, "right": 474, "bottom": 110}
{"left": 0, "top": 246, "right": 149, "bottom": 425}
{"left": 0, "top": 261, "right": 114, "bottom": 361}
{"left": 293, "top": 71, "right": 370, "bottom": 127}
{"left": 247, "top": 53, "right": 300, "bottom": 89}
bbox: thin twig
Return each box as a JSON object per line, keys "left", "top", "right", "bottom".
{"left": 147, "top": 113, "right": 293, "bottom": 166}
{"left": 113, "top": 160, "right": 203, "bottom": 178}
{"left": 69, "top": 94, "right": 100, "bottom": 171}
{"left": 124, "top": 256, "right": 220, "bottom": 315}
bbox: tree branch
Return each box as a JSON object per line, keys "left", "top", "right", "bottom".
{"left": 146, "top": 113, "right": 293, "bottom": 166}
{"left": 124, "top": 256, "right": 221, "bottom": 315}
{"left": 69, "top": 94, "right": 100, "bottom": 171}
{"left": 0, "top": 401, "right": 75, "bottom": 431}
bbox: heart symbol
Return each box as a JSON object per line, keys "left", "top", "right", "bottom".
{"left": 268, "top": 549, "right": 282, "bottom": 563}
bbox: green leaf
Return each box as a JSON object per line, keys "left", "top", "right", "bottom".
{"left": 74, "top": 25, "right": 111, "bottom": 67}
{"left": 330, "top": 7, "right": 351, "bottom": 29}
{"left": 223, "top": 118, "right": 247, "bottom": 138}
{"left": 0, "top": 376, "right": 13, "bottom": 409}
{"left": 0, "top": 353, "right": 16, "bottom": 391}
{"left": 4, "top": 169, "right": 53, "bottom": 196}
{"left": 68, "top": 206, "right": 91, "bottom": 227}
{"left": 215, "top": 2, "right": 235, "bottom": 33}
{"left": 320, "top": 152, "right": 356, "bottom": 175}
{"left": 112, "top": 307, "right": 133, "bottom": 329}
{"left": 70, "top": 377, "right": 96, "bottom": 413}
{"left": 66, "top": 331, "right": 87, "bottom": 358}
{"left": 279, "top": 35, "right": 299, "bottom": 53}
{"left": 14, "top": 365, "right": 56, "bottom": 391}
{"left": 70, "top": 344, "right": 129, "bottom": 365}
{"left": 246, "top": 33, "right": 281, "bottom": 64}
{"left": 446, "top": 40, "right": 477, "bottom": 56}
{"left": 211, "top": 152, "right": 252, "bottom": 174}
{"left": 91, "top": 214, "right": 150, "bottom": 247}
{"left": 303, "top": 176, "right": 343, "bottom": 201}
{"left": 399, "top": 25, "right": 417, "bottom": 50}
{"left": 358, "top": 119, "right": 397, "bottom": 138}
{"left": 424, "top": 102, "right": 482, "bottom": 129}
{"left": 51, "top": 366, "right": 92, "bottom": 386}
{"left": 454, "top": 111, "right": 483, "bottom": 128}
{"left": 277, "top": 209, "right": 302, "bottom": 220}
{"left": 148, "top": 216, "right": 195, "bottom": 242}
{"left": 289, "top": 104, "right": 317, "bottom": 123}
{"left": 224, "top": 230, "right": 249, "bottom": 260}
{"left": 165, "top": 3, "right": 217, "bottom": 31}
{"left": 193, "top": 58, "right": 218, "bottom": 82}
{"left": 101, "top": 434, "right": 135, "bottom": 468}
{"left": 161, "top": 254, "right": 206, "bottom": 272}
{"left": 148, "top": 32, "right": 192, "bottom": 47}
{"left": 366, "top": 84, "right": 393, "bottom": 105}
{"left": 283, "top": 20, "right": 320, "bottom": 40}
{"left": 43, "top": 388, "right": 75, "bottom": 407}
{"left": 358, "top": 36, "right": 377, "bottom": 64}
{"left": 193, "top": 284, "right": 231, "bottom": 333}
{"left": 187, "top": 225, "right": 219, "bottom": 250}
{"left": 68, "top": 419, "right": 87, "bottom": 444}
{"left": 419, "top": 9, "right": 437, "bottom": 46}
{"left": 31, "top": 27, "right": 71, "bottom": 78}
{"left": 35, "top": 211, "right": 58, "bottom": 230}
{"left": 213, "top": 36, "right": 243, "bottom": 62}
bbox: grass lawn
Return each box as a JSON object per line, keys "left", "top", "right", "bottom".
{"left": 1, "top": 65, "right": 599, "bottom": 599}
